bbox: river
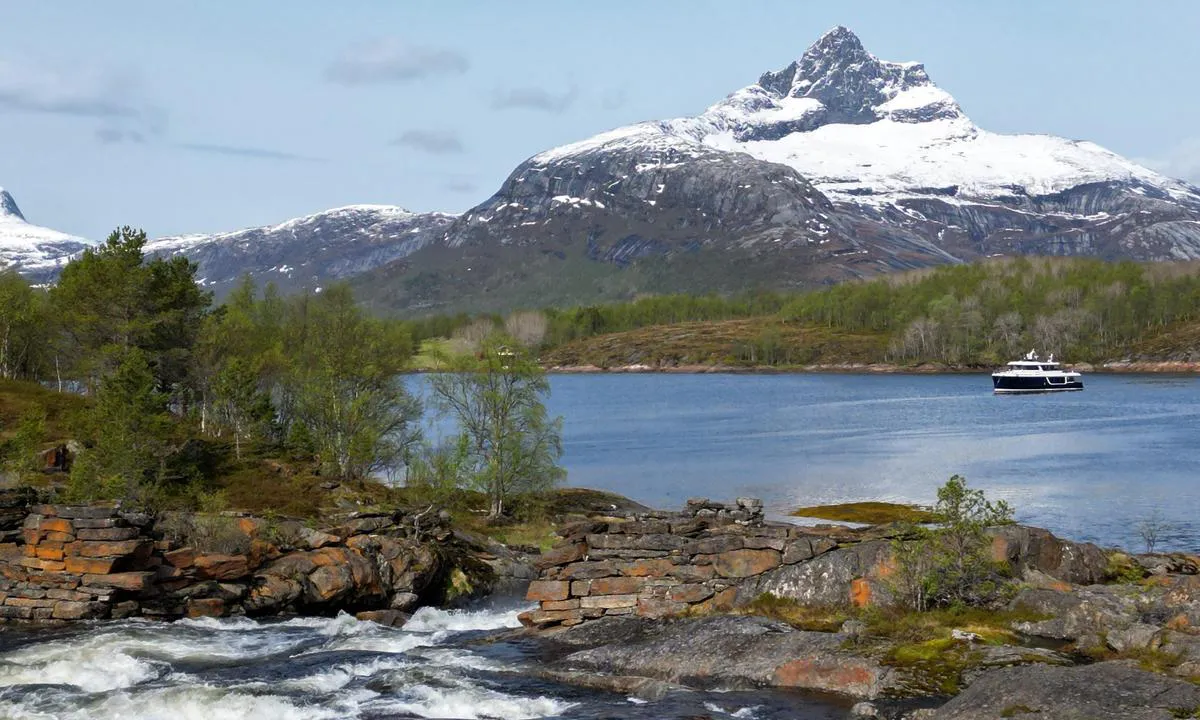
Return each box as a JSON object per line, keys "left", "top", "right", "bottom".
{"left": 0, "top": 600, "right": 851, "bottom": 719}
{"left": 4, "top": 371, "right": 1196, "bottom": 719}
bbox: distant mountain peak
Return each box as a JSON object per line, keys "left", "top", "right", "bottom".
{"left": 0, "top": 189, "right": 25, "bottom": 221}
{"left": 754, "top": 25, "right": 956, "bottom": 125}
{"left": 804, "top": 25, "right": 869, "bottom": 64}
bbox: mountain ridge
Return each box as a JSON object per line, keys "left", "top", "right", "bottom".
{"left": 143, "top": 204, "right": 457, "bottom": 296}
{"left": 0, "top": 189, "right": 93, "bottom": 283}
{"left": 356, "top": 25, "right": 1200, "bottom": 314}
{"left": 5, "top": 26, "right": 1200, "bottom": 311}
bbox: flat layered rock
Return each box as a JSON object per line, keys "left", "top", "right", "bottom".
{"left": 547, "top": 614, "right": 896, "bottom": 699}
{"left": 929, "top": 661, "right": 1200, "bottom": 719}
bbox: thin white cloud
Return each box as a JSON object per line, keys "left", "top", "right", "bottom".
{"left": 392, "top": 129, "right": 464, "bottom": 154}
{"left": 177, "top": 143, "right": 325, "bottom": 163}
{"left": 491, "top": 86, "right": 578, "bottom": 113}
{"left": 1138, "top": 137, "right": 1200, "bottom": 184}
{"left": 0, "top": 57, "right": 163, "bottom": 141}
{"left": 326, "top": 39, "right": 468, "bottom": 84}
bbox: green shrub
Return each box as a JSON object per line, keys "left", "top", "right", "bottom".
{"left": 890, "top": 475, "right": 1015, "bottom": 611}
{"left": 158, "top": 513, "right": 251, "bottom": 555}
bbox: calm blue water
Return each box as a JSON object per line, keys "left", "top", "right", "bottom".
{"left": 516, "top": 373, "right": 1200, "bottom": 553}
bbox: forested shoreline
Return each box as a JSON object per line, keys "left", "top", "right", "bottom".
{"left": 0, "top": 228, "right": 563, "bottom": 520}
{"left": 410, "top": 257, "right": 1200, "bottom": 369}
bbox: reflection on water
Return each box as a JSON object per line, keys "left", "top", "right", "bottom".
{"left": 527, "top": 373, "right": 1200, "bottom": 552}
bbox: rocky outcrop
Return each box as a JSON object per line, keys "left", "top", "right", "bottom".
{"left": 989, "top": 524, "right": 1109, "bottom": 586}
{"left": 544, "top": 614, "right": 898, "bottom": 698}
{"left": 927, "top": 661, "right": 1200, "bottom": 719}
{"left": 0, "top": 495, "right": 531, "bottom": 623}
{"left": 522, "top": 498, "right": 1107, "bottom": 629}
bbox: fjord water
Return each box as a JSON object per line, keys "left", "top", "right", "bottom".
{"left": 0, "top": 602, "right": 848, "bottom": 719}
{"left": 542, "top": 372, "right": 1200, "bottom": 553}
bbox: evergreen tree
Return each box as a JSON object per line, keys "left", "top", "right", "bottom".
{"left": 50, "top": 226, "right": 210, "bottom": 400}
{"left": 69, "top": 348, "right": 174, "bottom": 501}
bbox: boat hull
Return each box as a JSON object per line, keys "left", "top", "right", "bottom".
{"left": 992, "top": 375, "right": 1084, "bottom": 393}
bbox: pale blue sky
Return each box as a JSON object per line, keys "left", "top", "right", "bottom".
{"left": 1, "top": 0, "right": 1198, "bottom": 240}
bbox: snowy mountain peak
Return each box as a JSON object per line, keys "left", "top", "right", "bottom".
{"left": 752, "top": 25, "right": 961, "bottom": 127}
{"left": 792, "top": 25, "right": 871, "bottom": 75}
{"left": 0, "top": 189, "right": 24, "bottom": 220}
{"left": 0, "top": 186, "right": 91, "bottom": 280}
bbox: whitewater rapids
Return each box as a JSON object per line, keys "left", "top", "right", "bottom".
{"left": 0, "top": 601, "right": 848, "bottom": 719}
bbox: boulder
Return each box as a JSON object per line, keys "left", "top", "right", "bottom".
{"left": 709, "top": 548, "right": 781, "bottom": 578}
{"left": 244, "top": 574, "right": 303, "bottom": 613}
{"left": 390, "top": 592, "right": 420, "bottom": 611}
{"left": 535, "top": 542, "right": 588, "bottom": 570}
{"left": 547, "top": 615, "right": 897, "bottom": 699}
{"left": 1106, "top": 623, "right": 1163, "bottom": 653}
{"left": 989, "top": 525, "right": 1108, "bottom": 585}
{"left": 527, "top": 580, "right": 570, "bottom": 602}
{"left": 193, "top": 554, "right": 250, "bottom": 581}
{"left": 737, "top": 540, "right": 891, "bottom": 607}
{"left": 1009, "top": 586, "right": 1142, "bottom": 642}
{"left": 185, "top": 598, "right": 226, "bottom": 618}
{"left": 928, "top": 661, "right": 1200, "bottom": 719}
{"left": 356, "top": 609, "right": 409, "bottom": 627}
{"left": 81, "top": 572, "right": 154, "bottom": 592}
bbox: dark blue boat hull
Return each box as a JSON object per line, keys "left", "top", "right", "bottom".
{"left": 992, "top": 375, "right": 1083, "bottom": 393}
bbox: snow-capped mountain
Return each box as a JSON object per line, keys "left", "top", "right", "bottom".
{"left": 362, "top": 26, "right": 1200, "bottom": 313}
{"left": 145, "top": 205, "right": 456, "bottom": 297}
{"left": 0, "top": 189, "right": 92, "bottom": 283}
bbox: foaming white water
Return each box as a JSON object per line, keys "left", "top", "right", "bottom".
{"left": 11, "top": 685, "right": 344, "bottom": 720}
{"left": 411, "top": 647, "right": 507, "bottom": 672}
{"left": 704, "top": 701, "right": 761, "bottom": 719}
{"left": 307, "top": 627, "right": 434, "bottom": 655}
{"left": 379, "top": 682, "right": 575, "bottom": 719}
{"left": 403, "top": 604, "right": 531, "bottom": 633}
{"left": 0, "top": 619, "right": 309, "bottom": 693}
{"left": 0, "top": 646, "right": 162, "bottom": 692}
{"left": 281, "top": 657, "right": 412, "bottom": 693}
{"left": 172, "top": 616, "right": 264, "bottom": 632}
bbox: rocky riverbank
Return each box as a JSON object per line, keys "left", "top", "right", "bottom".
{"left": 516, "top": 497, "right": 1200, "bottom": 719}
{"left": 6, "top": 484, "right": 1200, "bottom": 718}
{"left": 0, "top": 487, "right": 535, "bottom": 624}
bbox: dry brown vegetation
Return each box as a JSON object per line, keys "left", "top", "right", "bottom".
{"left": 541, "top": 318, "right": 887, "bottom": 368}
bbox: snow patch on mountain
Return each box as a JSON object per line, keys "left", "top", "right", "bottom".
{"left": 531, "top": 25, "right": 1195, "bottom": 207}
{"left": 144, "top": 204, "right": 457, "bottom": 297}
{"left": 145, "top": 205, "right": 430, "bottom": 255}
{"left": 0, "top": 188, "right": 92, "bottom": 277}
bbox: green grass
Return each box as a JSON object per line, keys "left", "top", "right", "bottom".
{"left": 790, "top": 501, "right": 938, "bottom": 525}
{"left": 738, "top": 593, "right": 851, "bottom": 632}
{"left": 477, "top": 519, "right": 560, "bottom": 552}
{"left": 412, "top": 338, "right": 471, "bottom": 370}
{"left": 0, "top": 379, "right": 88, "bottom": 444}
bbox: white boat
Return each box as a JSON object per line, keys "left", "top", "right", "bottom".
{"left": 991, "top": 350, "right": 1083, "bottom": 394}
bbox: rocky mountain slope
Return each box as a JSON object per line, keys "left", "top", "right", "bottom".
{"left": 145, "top": 205, "right": 456, "bottom": 297}
{"left": 0, "top": 189, "right": 92, "bottom": 284}
{"left": 360, "top": 26, "right": 1200, "bottom": 314}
